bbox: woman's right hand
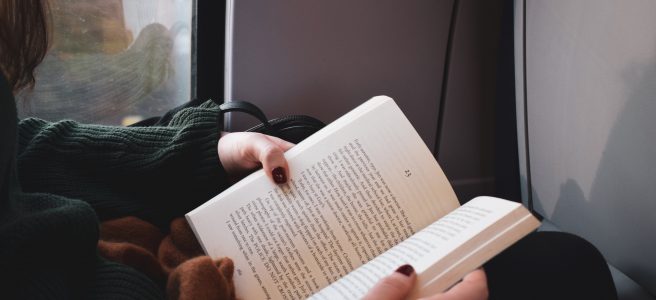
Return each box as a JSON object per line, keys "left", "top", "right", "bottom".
{"left": 362, "top": 265, "right": 488, "bottom": 300}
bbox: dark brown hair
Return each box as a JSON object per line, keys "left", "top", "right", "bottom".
{"left": 0, "top": 0, "right": 50, "bottom": 92}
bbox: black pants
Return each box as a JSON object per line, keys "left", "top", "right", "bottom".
{"left": 484, "top": 231, "right": 618, "bottom": 300}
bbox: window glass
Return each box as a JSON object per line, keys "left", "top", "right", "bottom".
{"left": 17, "top": 0, "right": 194, "bottom": 126}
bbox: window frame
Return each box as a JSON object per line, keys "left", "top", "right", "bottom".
{"left": 193, "top": 0, "right": 225, "bottom": 103}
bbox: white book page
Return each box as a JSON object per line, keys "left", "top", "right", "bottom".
{"left": 310, "top": 197, "right": 538, "bottom": 300}
{"left": 186, "top": 96, "right": 459, "bottom": 299}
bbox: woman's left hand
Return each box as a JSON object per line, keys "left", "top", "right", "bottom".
{"left": 218, "top": 132, "right": 295, "bottom": 184}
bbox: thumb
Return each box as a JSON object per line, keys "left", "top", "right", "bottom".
{"left": 247, "top": 134, "right": 294, "bottom": 184}
{"left": 363, "top": 265, "right": 416, "bottom": 300}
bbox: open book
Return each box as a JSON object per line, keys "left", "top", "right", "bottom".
{"left": 186, "top": 96, "right": 540, "bottom": 299}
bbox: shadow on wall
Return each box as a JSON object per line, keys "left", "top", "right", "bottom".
{"left": 537, "top": 51, "right": 656, "bottom": 294}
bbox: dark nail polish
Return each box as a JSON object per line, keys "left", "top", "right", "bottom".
{"left": 395, "top": 264, "right": 414, "bottom": 277}
{"left": 272, "top": 167, "right": 287, "bottom": 184}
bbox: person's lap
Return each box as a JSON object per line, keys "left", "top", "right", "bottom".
{"left": 484, "top": 231, "right": 618, "bottom": 300}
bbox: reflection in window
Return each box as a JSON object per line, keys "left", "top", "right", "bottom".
{"left": 17, "top": 0, "right": 194, "bottom": 125}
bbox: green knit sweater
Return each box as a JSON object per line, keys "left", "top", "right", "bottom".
{"left": 1, "top": 75, "right": 229, "bottom": 298}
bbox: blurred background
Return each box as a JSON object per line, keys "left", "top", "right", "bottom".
{"left": 17, "top": 0, "right": 193, "bottom": 125}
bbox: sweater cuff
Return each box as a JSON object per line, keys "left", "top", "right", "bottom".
{"left": 167, "top": 100, "right": 227, "bottom": 184}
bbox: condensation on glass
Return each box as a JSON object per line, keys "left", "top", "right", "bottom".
{"left": 17, "top": 0, "right": 194, "bottom": 125}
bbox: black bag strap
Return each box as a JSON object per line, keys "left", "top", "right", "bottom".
{"left": 216, "top": 100, "right": 325, "bottom": 143}
{"left": 131, "top": 99, "right": 324, "bottom": 143}
{"left": 217, "top": 100, "right": 272, "bottom": 132}
{"left": 131, "top": 98, "right": 272, "bottom": 131}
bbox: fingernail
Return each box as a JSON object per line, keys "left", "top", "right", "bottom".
{"left": 272, "top": 167, "right": 287, "bottom": 184}
{"left": 395, "top": 264, "right": 414, "bottom": 277}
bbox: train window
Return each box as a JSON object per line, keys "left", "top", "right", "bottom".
{"left": 17, "top": 0, "right": 195, "bottom": 126}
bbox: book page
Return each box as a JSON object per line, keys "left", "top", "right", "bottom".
{"left": 310, "top": 197, "right": 539, "bottom": 299}
{"left": 186, "top": 96, "right": 459, "bottom": 299}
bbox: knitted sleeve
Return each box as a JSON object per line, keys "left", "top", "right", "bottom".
{"left": 16, "top": 100, "right": 230, "bottom": 228}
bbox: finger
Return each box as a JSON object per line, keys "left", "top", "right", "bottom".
{"left": 422, "top": 269, "right": 488, "bottom": 300}
{"left": 262, "top": 135, "right": 295, "bottom": 184}
{"left": 263, "top": 134, "right": 295, "bottom": 152}
{"left": 363, "top": 264, "right": 416, "bottom": 300}
{"left": 246, "top": 134, "right": 291, "bottom": 184}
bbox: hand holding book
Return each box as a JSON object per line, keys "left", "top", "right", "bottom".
{"left": 188, "top": 96, "right": 539, "bottom": 299}
{"left": 216, "top": 120, "right": 490, "bottom": 300}
{"left": 364, "top": 267, "right": 488, "bottom": 300}
{"left": 216, "top": 129, "right": 490, "bottom": 300}
{"left": 218, "top": 131, "right": 294, "bottom": 184}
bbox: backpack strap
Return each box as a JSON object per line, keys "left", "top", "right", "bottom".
{"left": 130, "top": 99, "right": 272, "bottom": 133}
{"left": 217, "top": 101, "right": 272, "bottom": 133}
{"left": 130, "top": 99, "right": 324, "bottom": 143}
